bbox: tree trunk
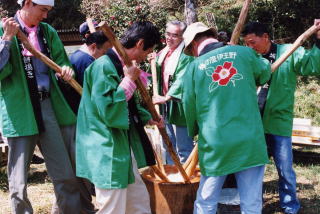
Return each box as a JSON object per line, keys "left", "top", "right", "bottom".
{"left": 184, "top": 0, "right": 198, "bottom": 25}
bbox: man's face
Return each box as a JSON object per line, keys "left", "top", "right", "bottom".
{"left": 129, "top": 39, "right": 154, "bottom": 63}
{"left": 24, "top": 1, "right": 52, "bottom": 26}
{"left": 165, "top": 24, "right": 183, "bottom": 50}
{"left": 134, "top": 46, "right": 154, "bottom": 63}
{"left": 243, "top": 33, "right": 270, "bottom": 54}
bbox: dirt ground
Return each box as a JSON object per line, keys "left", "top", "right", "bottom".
{"left": 1, "top": 146, "right": 320, "bottom": 214}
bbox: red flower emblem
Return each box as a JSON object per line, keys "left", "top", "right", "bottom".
{"left": 212, "top": 62, "right": 237, "bottom": 86}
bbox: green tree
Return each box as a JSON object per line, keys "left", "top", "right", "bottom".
{"left": 46, "top": 0, "right": 85, "bottom": 29}
{"left": 80, "top": 0, "right": 168, "bottom": 40}
{"left": 0, "top": 0, "right": 18, "bottom": 17}
{"left": 0, "top": 0, "right": 84, "bottom": 29}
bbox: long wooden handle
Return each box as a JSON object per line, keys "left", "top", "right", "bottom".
{"left": 135, "top": 66, "right": 190, "bottom": 183}
{"left": 230, "top": 0, "right": 252, "bottom": 45}
{"left": 185, "top": 144, "right": 198, "bottom": 178}
{"left": 86, "top": 18, "right": 97, "bottom": 33}
{"left": 16, "top": 30, "right": 83, "bottom": 95}
{"left": 150, "top": 56, "right": 160, "bottom": 114}
{"left": 149, "top": 56, "right": 165, "bottom": 172}
{"left": 183, "top": 143, "right": 197, "bottom": 170}
{"left": 151, "top": 165, "right": 169, "bottom": 182}
{"left": 98, "top": 22, "right": 190, "bottom": 183}
{"left": 271, "top": 25, "right": 318, "bottom": 72}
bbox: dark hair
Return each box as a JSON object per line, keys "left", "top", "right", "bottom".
{"left": 217, "top": 31, "right": 229, "bottom": 44}
{"left": 194, "top": 29, "right": 218, "bottom": 42}
{"left": 120, "top": 21, "right": 161, "bottom": 51}
{"left": 84, "top": 31, "right": 109, "bottom": 48}
{"left": 241, "top": 22, "right": 270, "bottom": 37}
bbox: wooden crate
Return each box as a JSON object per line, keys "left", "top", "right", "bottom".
{"left": 292, "top": 118, "right": 320, "bottom": 146}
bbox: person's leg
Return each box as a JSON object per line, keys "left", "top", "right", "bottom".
{"left": 266, "top": 134, "right": 300, "bottom": 214}
{"left": 173, "top": 125, "right": 194, "bottom": 163}
{"left": 126, "top": 153, "right": 151, "bottom": 214}
{"left": 60, "top": 125, "right": 96, "bottom": 214}
{"left": 7, "top": 135, "right": 37, "bottom": 214}
{"left": 38, "top": 99, "right": 80, "bottom": 214}
{"left": 163, "top": 122, "right": 177, "bottom": 164}
{"left": 235, "top": 165, "right": 265, "bottom": 214}
{"left": 193, "top": 175, "right": 226, "bottom": 214}
{"left": 95, "top": 187, "right": 127, "bottom": 214}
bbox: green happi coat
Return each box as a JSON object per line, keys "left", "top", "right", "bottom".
{"left": 263, "top": 44, "right": 320, "bottom": 137}
{"left": 0, "top": 22, "right": 76, "bottom": 137}
{"left": 76, "top": 55, "right": 152, "bottom": 189}
{"left": 183, "top": 45, "right": 271, "bottom": 176}
{"left": 156, "top": 50, "right": 193, "bottom": 126}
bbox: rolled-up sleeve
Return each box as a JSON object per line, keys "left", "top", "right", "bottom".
{"left": 0, "top": 39, "right": 11, "bottom": 70}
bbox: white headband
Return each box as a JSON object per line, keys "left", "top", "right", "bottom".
{"left": 17, "top": 0, "right": 54, "bottom": 6}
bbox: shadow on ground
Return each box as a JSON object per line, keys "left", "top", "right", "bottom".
{"left": 0, "top": 164, "right": 49, "bottom": 192}
{"left": 293, "top": 149, "right": 320, "bottom": 165}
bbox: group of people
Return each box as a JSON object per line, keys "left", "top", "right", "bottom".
{"left": 1, "top": 0, "right": 320, "bottom": 214}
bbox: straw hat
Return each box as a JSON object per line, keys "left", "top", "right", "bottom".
{"left": 17, "top": 0, "right": 54, "bottom": 6}
{"left": 183, "top": 22, "right": 217, "bottom": 56}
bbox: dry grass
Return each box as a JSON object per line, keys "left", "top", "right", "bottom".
{"left": 1, "top": 146, "right": 320, "bottom": 213}
{"left": 0, "top": 164, "right": 54, "bottom": 214}
{"left": 263, "top": 146, "right": 320, "bottom": 214}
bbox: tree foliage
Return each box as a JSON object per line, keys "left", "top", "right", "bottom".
{"left": 46, "top": 0, "right": 85, "bottom": 29}
{"left": 0, "top": 0, "right": 84, "bottom": 29}
{"left": 1, "top": 0, "right": 319, "bottom": 39}
{"left": 80, "top": 0, "right": 106, "bottom": 22}
{"left": 0, "top": 0, "right": 18, "bottom": 17}
{"left": 194, "top": 0, "right": 320, "bottom": 44}
{"left": 81, "top": 0, "right": 168, "bottom": 38}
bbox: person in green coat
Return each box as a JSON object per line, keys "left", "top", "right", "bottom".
{"left": 182, "top": 22, "right": 271, "bottom": 214}
{"left": 76, "top": 21, "right": 163, "bottom": 214}
{"left": 152, "top": 20, "right": 194, "bottom": 164}
{"left": 242, "top": 20, "right": 320, "bottom": 214}
{"left": 0, "top": 0, "right": 82, "bottom": 213}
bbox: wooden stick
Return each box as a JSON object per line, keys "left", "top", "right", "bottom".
{"left": 149, "top": 55, "right": 166, "bottom": 172}
{"left": 16, "top": 30, "right": 83, "bottom": 95}
{"left": 230, "top": 0, "right": 252, "bottom": 45}
{"left": 151, "top": 165, "right": 169, "bottom": 182}
{"left": 86, "top": 18, "right": 97, "bottom": 33}
{"left": 185, "top": 144, "right": 198, "bottom": 178}
{"left": 150, "top": 56, "right": 160, "bottom": 114}
{"left": 98, "top": 21, "right": 190, "bottom": 183}
{"left": 151, "top": 142, "right": 167, "bottom": 180}
{"left": 271, "top": 25, "right": 318, "bottom": 72}
{"left": 183, "top": 143, "right": 197, "bottom": 170}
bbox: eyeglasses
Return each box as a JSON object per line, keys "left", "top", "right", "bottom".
{"left": 165, "top": 32, "right": 182, "bottom": 39}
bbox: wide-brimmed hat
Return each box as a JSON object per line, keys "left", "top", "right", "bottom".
{"left": 17, "top": 0, "right": 54, "bottom": 6}
{"left": 183, "top": 22, "right": 217, "bottom": 56}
